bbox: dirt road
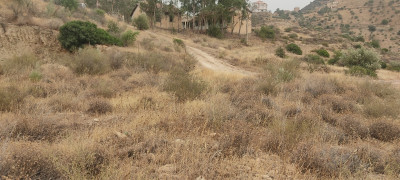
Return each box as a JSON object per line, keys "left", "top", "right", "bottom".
{"left": 186, "top": 46, "right": 255, "bottom": 76}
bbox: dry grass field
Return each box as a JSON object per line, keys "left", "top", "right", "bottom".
{"left": 1, "top": 0, "right": 400, "bottom": 179}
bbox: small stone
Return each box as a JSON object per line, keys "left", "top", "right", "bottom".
{"left": 93, "top": 118, "right": 100, "bottom": 122}
{"left": 114, "top": 131, "right": 127, "bottom": 138}
{"left": 196, "top": 175, "right": 206, "bottom": 180}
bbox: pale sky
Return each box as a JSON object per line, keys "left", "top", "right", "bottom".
{"left": 252, "top": 0, "right": 314, "bottom": 11}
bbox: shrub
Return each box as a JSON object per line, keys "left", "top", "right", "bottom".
{"left": 380, "top": 61, "right": 387, "bottom": 69}
{"left": 87, "top": 99, "right": 113, "bottom": 114}
{"left": 303, "top": 54, "right": 325, "bottom": 64}
{"left": 69, "top": 47, "right": 109, "bottom": 75}
{"left": 370, "top": 39, "right": 380, "bottom": 48}
{"left": 88, "top": 9, "right": 106, "bottom": 24}
{"left": 58, "top": 21, "right": 122, "bottom": 51}
{"left": 107, "top": 21, "right": 121, "bottom": 36}
{"left": 398, "top": 31, "right": 400, "bottom": 35}
{"left": 54, "top": 0, "right": 77, "bottom": 11}
{"left": 381, "top": 19, "right": 389, "bottom": 25}
{"left": 347, "top": 66, "right": 377, "bottom": 77}
{"left": 284, "top": 27, "right": 292, "bottom": 32}
{"left": 120, "top": 30, "right": 139, "bottom": 46}
{"left": 133, "top": 15, "right": 149, "bottom": 30}
{"left": 275, "top": 47, "right": 286, "bottom": 58}
{"left": 314, "top": 49, "right": 330, "bottom": 58}
{"left": 387, "top": 62, "right": 400, "bottom": 72}
{"left": 256, "top": 26, "right": 275, "bottom": 40}
{"left": 0, "top": 86, "right": 25, "bottom": 112}
{"left": 163, "top": 69, "right": 206, "bottom": 102}
{"left": 288, "top": 33, "right": 298, "bottom": 39}
{"left": 368, "top": 25, "right": 376, "bottom": 32}
{"left": 207, "top": 25, "right": 223, "bottom": 39}
{"left": 286, "top": 43, "right": 302, "bottom": 55}
{"left": 369, "top": 122, "right": 400, "bottom": 142}
{"left": 339, "top": 48, "right": 381, "bottom": 71}
{"left": 328, "top": 51, "right": 342, "bottom": 65}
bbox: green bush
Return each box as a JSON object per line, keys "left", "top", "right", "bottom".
{"left": 314, "top": 49, "right": 330, "bottom": 58}
{"left": 55, "top": 0, "right": 77, "bottom": 11}
{"left": 133, "top": 15, "right": 149, "bottom": 30}
{"left": 286, "top": 43, "right": 302, "bottom": 55}
{"left": 339, "top": 48, "right": 381, "bottom": 72}
{"left": 347, "top": 66, "right": 377, "bottom": 77}
{"left": 207, "top": 25, "right": 223, "bottom": 39}
{"left": 368, "top": 25, "right": 376, "bottom": 32}
{"left": 256, "top": 26, "right": 275, "bottom": 40}
{"left": 163, "top": 69, "right": 206, "bottom": 102}
{"left": 275, "top": 47, "right": 286, "bottom": 58}
{"left": 303, "top": 54, "right": 325, "bottom": 64}
{"left": 289, "top": 33, "right": 298, "bottom": 39}
{"left": 370, "top": 39, "right": 380, "bottom": 48}
{"left": 381, "top": 19, "right": 389, "bottom": 25}
{"left": 328, "top": 51, "right": 342, "bottom": 65}
{"left": 120, "top": 30, "right": 139, "bottom": 46}
{"left": 58, "top": 21, "right": 122, "bottom": 51}
{"left": 398, "top": 31, "right": 400, "bottom": 35}
{"left": 380, "top": 61, "right": 387, "bottom": 69}
{"left": 387, "top": 62, "right": 400, "bottom": 72}
{"left": 107, "top": 21, "right": 121, "bottom": 36}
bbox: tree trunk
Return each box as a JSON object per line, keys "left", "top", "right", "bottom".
{"left": 246, "top": 15, "right": 248, "bottom": 43}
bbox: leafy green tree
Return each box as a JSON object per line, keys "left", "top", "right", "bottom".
{"left": 58, "top": 21, "right": 122, "bottom": 51}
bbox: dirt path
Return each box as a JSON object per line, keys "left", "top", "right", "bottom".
{"left": 144, "top": 31, "right": 255, "bottom": 76}
{"left": 186, "top": 46, "right": 255, "bottom": 76}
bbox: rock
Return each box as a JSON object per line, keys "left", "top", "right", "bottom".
{"left": 93, "top": 118, "right": 100, "bottom": 122}
{"left": 173, "top": 139, "right": 185, "bottom": 146}
{"left": 196, "top": 176, "right": 206, "bottom": 180}
{"left": 114, "top": 131, "right": 127, "bottom": 138}
{"left": 158, "top": 164, "right": 176, "bottom": 174}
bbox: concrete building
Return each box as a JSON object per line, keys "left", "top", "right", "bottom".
{"left": 252, "top": 0, "right": 268, "bottom": 12}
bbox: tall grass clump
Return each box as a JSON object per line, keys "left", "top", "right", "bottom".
{"left": 68, "top": 47, "right": 109, "bottom": 75}
{"left": 207, "top": 25, "right": 223, "bottom": 39}
{"left": 163, "top": 69, "right": 206, "bottom": 102}
{"left": 3, "top": 53, "right": 39, "bottom": 74}
{"left": 0, "top": 86, "right": 25, "bottom": 112}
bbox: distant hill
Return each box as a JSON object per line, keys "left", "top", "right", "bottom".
{"left": 301, "top": 0, "right": 331, "bottom": 13}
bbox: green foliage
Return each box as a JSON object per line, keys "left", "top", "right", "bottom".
{"left": 387, "top": 62, "right": 400, "bottom": 72}
{"left": 368, "top": 25, "right": 376, "bottom": 32}
{"left": 318, "top": 6, "right": 331, "bottom": 15}
{"left": 58, "top": 21, "right": 122, "bottom": 51}
{"left": 328, "top": 51, "right": 342, "bottom": 65}
{"left": 120, "top": 30, "right": 139, "bottom": 47}
{"left": 339, "top": 48, "right": 381, "bottom": 76}
{"left": 29, "top": 70, "right": 42, "bottom": 82}
{"left": 398, "top": 31, "right": 400, "bottom": 35}
{"left": 380, "top": 61, "right": 387, "bottom": 69}
{"left": 133, "top": 15, "right": 149, "bottom": 30}
{"left": 381, "top": 19, "right": 389, "bottom": 25}
{"left": 286, "top": 43, "right": 302, "bottom": 55}
{"left": 173, "top": 38, "right": 185, "bottom": 48}
{"left": 284, "top": 27, "right": 292, "bottom": 32}
{"left": 347, "top": 66, "right": 377, "bottom": 77}
{"left": 55, "top": 0, "right": 77, "bottom": 11}
{"left": 256, "top": 26, "right": 276, "bottom": 40}
{"left": 370, "top": 39, "right": 380, "bottom": 48}
{"left": 163, "top": 68, "right": 206, "bottom": 102}
{"left": 275, "top": 47, "right": 286, "bottom": 58}
{"left": 207, "top": 25, "right": 223, "bottom": 39}
{"left": 303, "top": 54, "right": 325, "bottom": 64}
{"left": 314, "top": 49, "right": 330, "bottom": 58}
{"left": 107, "top": 21, "right": 121, "bottom": 35}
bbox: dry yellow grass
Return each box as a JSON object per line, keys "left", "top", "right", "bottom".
{"left": 1, "top": 0, "right": 400, "bottom": 179}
